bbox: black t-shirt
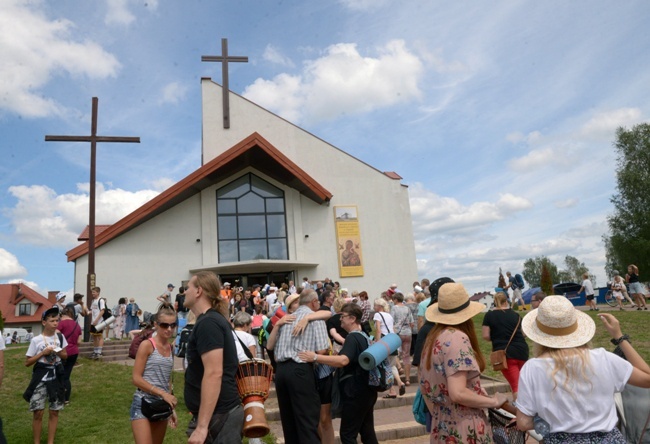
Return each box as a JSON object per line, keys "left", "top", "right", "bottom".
{"left": 339, "top": 331, "right": 370, "bottom": 397}
{"left": 184, "top": 310, "right": 240, "bottom": 414}
{"left": 175, "top": 293, "right": 188, "bottom": 312}
{"left": 482, "top": 309, "right": 528, "bottom": 362}
{"left": 326, "top": 314, "right": 347, "bottom": 345}
{"left": 412, "top": 321, "right": 434, "bottom": 367}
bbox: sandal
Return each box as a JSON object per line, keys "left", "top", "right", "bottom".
{"left": 383, "top": 394, "right": 397, "bottom": 399}
{"left": 399, "top": 384, "right": 406, "bottom": 396}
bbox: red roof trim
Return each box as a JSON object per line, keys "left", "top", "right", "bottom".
{"left": 383, "top": 171, "right": 402, "bottom": 180}
{"left": 66, "top": 132, "right": 332, "bottom": 262}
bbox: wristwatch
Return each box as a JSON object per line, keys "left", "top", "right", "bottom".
{"left": 611, "top": 334, "right": 630, "bottom": 346}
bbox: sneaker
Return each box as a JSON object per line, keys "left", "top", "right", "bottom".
{"left": 620, "top": 307, "right": 625, "bottom": 311}
{"left": 638, "top": 307, "right": 642, "bottom": 311}
{"left": 595, "top": 308, "right": 599, "bottom": 311}
{"left": 64, "top": 401, "right": 70, "bottom": 406}
{"left": 90, "top": 352, "right": 97, "bottom": 359}
{"left": 74, "top": 362, "right": 83, "bottom": 368}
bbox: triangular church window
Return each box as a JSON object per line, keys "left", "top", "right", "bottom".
{"left": 216, "top": 173, "right": 288, "bottom": 262}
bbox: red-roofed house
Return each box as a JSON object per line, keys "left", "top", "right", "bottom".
{"left": 66, "top": 78, "right": 418, "bottom": 314}
{"left": 0, "top": 283, "right": 55, "bottom": 335}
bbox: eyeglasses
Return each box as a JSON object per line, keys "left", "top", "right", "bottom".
{"left": 158, "top": 322, "right": 177, "bottom": 329}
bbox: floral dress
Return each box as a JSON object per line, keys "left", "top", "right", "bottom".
{"left": 419, "top": 328, "right": 493, "bottom": 444}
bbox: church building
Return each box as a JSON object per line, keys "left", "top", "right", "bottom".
{"left": 66, "top": 76, "right": 418, "bottom": 313}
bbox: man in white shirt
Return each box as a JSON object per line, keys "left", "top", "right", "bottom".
{"left": 578, "top": 273, "right": 598, "bottom": 311}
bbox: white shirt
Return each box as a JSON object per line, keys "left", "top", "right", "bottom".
{"left": 517, "top": 348, "right": 632, "bottom": 434}
{"left": 582, "top": 279, "right": 594, "bottom": 296}
{"left": 4, "top": 335, "right": 10, "bottom": 345}
{"left": 232, "top": 330, "right": 257, "bottom": 363}
{"left": 26, "top": 333, "right": 68, "bottom": 365}
{"left": 373, "top": 311, "right": 394, "bottom": 335}
{"left": 266, "top": 293, "right": 278, "bottom": 307}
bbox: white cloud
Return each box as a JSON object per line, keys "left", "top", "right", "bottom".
{"left": 159, "top": 82, "right": 188, "bottom": 105}
{"left": 338, "top": 0, "right": 390, "bottom": 11}
{"left": 262, "top": 45, "right": 295, "bottom": 68}
{"left": 106, "top": 0, "right": 135, "bottom": 25}
{"left": 7, "top": 183, "right": 159, "bottom": 247}
{"left": 0, "top": 0, "right": 121, "bottom": 117}
{"left": 409, "top": 183, "right": 532, "bottom": 237}
{"left": 0, "top": 249, "right": 27, "bottom": 280}
{"left": 244, "top": 40, "right": 423, "bottom": 123}
{"left": 554, "top": 198, "right": 578, "bottom": 209}
{"left": 507, "top": 143, "right": 580, "bottom": 172}
{"left": 579, "top": 108, "right": 643, "bottom": 139}
{"left": 148, "top": 177, "right": 176, "bottom": 191}
{"left": 7, "top": 279, "right": 47, "bottom": 296}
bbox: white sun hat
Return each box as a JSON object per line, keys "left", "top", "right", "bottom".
{"left": 522, "top": 295, "right": 596, "bottom": 349}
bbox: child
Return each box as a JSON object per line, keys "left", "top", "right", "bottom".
{"left": 611, "top": 275, "right": 626, "bottom": 311}
{"left": 24, "top": 306, "right": 68, "bottom": 444}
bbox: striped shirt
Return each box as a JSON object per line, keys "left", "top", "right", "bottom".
{"left": 135, "top": 338, "right": 173, "bottom": 398}
{"left": 274, "top": 305, "right": 329, "bottom": 363}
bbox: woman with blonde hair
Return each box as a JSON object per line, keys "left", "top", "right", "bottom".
{"left": 516, "top": 296, "right": 650, "bottom": 442}
{"left": 130, "top": 303, "right": 178, "bottom": 443}
{"left": 373, "top": 298, "right": 406, "bottom": 398}
{"left": 420, "top": 283, "right": 507, "bottom": 443}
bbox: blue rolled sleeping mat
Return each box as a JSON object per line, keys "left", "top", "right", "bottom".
{"left": 359, "top": 333, "right": 402, "bottom": 370}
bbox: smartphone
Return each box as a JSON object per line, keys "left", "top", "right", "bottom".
{"left": 53, "top": 347, "right": 62, "bottom": 353}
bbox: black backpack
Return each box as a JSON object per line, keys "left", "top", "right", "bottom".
{"left": 176, "top": 324, "right": 193, "bottom": 358}
{"left": 100, "top": 298, "right": 112, "bottom": 320}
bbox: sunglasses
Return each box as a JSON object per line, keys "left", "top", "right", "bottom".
{"left": 158, "top": 322, "right": 177, "bottom": 329}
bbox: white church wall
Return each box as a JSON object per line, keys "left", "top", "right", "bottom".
{"left": 201, "top": 80, "right": 418, "bottom": 299}
{"left": 73, "top": 195, "right": 203, "bottom": 315}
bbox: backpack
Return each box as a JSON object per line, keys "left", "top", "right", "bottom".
{"left": 176, "top": 324, "right": 193, "bottom": 358}
{"left": 128, "top": 327, "right": 154, "bottom": 359}
{"left": 350, "top": 331, "right": 393, "bottom": 392}
{"left": 515, "top": 274, "right": 525, "bottom": 289}
{"left": 100, "top": 298, "right": 112, "bottom": 320}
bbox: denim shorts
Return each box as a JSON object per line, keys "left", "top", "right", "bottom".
{"left": 629, "top": 282, "right": 645, "bottom": 294}
{"left": 130, "top": 394, "right": 146, "bottom": 421}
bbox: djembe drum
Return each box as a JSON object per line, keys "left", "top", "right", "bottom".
{"left": 235, "top": 358, "right": 274, "bottom": 438}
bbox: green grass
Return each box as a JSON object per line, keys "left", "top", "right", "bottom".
{"left": 473, "top": 309, "right": 650, "bottom": 379}
{"left": 0, "top": 348, "right": 274, "bottom": 443}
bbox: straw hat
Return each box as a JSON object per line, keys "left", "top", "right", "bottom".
{"left": 522, "top": 295, "right": 595, "bottom": 349}
{"left": 284, "top": 293, "right": 300, "bottom": 312}
{"left": 425, "top": 283, "right": 485, "bottom": 325}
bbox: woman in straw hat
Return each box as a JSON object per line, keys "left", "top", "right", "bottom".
{"left": 515, "top": 296, "right": 650, "bottom": 443}
{"left": 420, "top": 282, "right": 508, "bottom": 443}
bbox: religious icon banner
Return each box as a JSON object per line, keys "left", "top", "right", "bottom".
{"left": 334, "top": 206, "right": 364, "bottom": 277}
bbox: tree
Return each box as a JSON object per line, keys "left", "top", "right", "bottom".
{"left": 605, "top": 123, "right": 650, "bottom": 278}
{"left": 522, "top": 256, "right": 559, "bottom": 287}
{"left": 560, "top": 255, "right": 597, "bottom": 287}
{"left": 540, "top": 262, "right": 554, "bottom": 295}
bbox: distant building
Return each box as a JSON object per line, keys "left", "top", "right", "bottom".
{"left": 0, "top": 282, "right": 55, "bottom": 335}
{"left": 66, "top": 78, "right": 418, "bottom": 314}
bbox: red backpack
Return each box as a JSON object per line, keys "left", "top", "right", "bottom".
{"left": 128, "top": 327, "right": 154, "bottom": 359}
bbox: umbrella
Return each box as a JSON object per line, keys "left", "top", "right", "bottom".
{"left": 522, "top": 287, "right": 541, "bottom": 304}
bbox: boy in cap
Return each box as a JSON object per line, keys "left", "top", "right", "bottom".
{"left": 157, "top": 283, "right": 175, "bottom": 304}
{"left": 24, "top": 306, "right": 67, "bottom": 444}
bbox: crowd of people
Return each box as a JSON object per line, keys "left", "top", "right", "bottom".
{"left": 5, "top": 268, "right": 650, "bottom": 443}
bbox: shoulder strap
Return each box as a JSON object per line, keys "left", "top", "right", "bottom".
{"left": 504, "top": 315, "right": 521, "bottom": 352}
{"left": 378, "top": 312, "right": 392, "bottom": 333}
{"left": 57, "top": 332, "right": 64, "bottom": 345}
{"left": 233, "top": 330, "right": 254, "bottom": 360}
{"left": 148, "top": 337, "right": 157, "bottom": 350}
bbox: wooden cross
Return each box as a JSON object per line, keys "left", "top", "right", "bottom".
{"left": 45, "top": 97, "right": 140, "bottom": 341}
{"left": 202, "top": 38, "right": 248, "bottom": 129}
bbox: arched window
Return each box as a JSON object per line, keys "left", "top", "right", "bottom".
{"left": 216, "top": 173, "right": 288, "bottom": 262}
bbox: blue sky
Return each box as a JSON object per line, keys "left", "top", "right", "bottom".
{"left": 1, "top": 0, "right": 650, "bottom": 297}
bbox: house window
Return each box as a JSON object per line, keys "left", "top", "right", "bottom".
{"left": 217, "top": 173, "right": 288, "bottom": 262}
{"left": 19, "top": 303, "right": 31, "bottom": 316}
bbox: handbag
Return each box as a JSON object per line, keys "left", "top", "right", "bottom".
{"left": 412, "top": 387, "right": 428, "bottom": 425}
{"left": 141, "top": 395, "right": 173, "bottom": 421}
{"left": 490, "top": 315, "right": 520, "bottom": 371}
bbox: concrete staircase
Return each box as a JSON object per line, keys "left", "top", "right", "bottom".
{"left": 265, "top": 371, "right": 512, "bottom": 443}
{"left": 78, "top": 339, "right": 131, "bottom": 362}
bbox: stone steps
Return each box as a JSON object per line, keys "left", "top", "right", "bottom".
{"left": 78, "top": 339, "right": 131, "bottom": 362}
{"left": 268, "top": 371, "right": 513, "bottom": 443}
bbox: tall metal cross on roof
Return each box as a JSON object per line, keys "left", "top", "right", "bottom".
{"left": 45, "top": 97, "right": 140, "bottom": 341}
{"left": 201, "top": 38, "right": 248, "bottom": 129}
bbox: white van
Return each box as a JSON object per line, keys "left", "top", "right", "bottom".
{"left": 3, "top": 327, "right": 30, "bottom": 343}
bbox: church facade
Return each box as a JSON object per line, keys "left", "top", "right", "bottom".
{"left": 67, "top": 78, "right": 418, "bottom": 312}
